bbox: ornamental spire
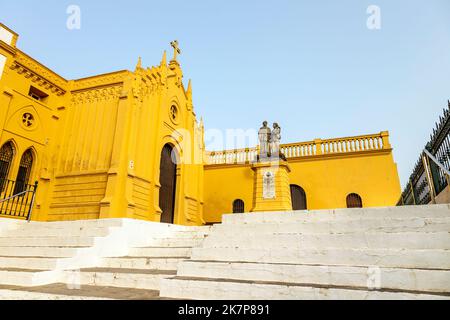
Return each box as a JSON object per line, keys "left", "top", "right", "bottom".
{"left": 135, "top": 56, "right": 142, "bottom": 71}
{"left": 186, "top": 79, "right": 192, "bottom": 100}
{"left": 160, "top": 50, "right": 167, "bottom": 67}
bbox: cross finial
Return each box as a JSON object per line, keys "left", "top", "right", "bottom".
{"left": 170, "top": 40, "right": 181, "bottom": 61}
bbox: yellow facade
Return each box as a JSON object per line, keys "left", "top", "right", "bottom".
{"left": 203, "top": 133, "right": 401, "bottom": 222}
{"left": 0, "top": 24, "right": 401, "bottom": 225}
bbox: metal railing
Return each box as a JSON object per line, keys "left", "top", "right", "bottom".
{"left": 398, "top": 100, "right": 450, "bottom": 205}
{"left": 0, "top": 179, "right": 38, "bottom": 221}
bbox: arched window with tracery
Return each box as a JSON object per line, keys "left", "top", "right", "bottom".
{"left": 346, "top": 193, "right": 363, "bottom": 208}
{"left": 14, "top": 149, "right": 34, "bottom": 195}
{"left": 0, "top": 142, "right": 14, "bottom": 192}
{"left": 232, "top": 199, "right": 245, "bottom": 213}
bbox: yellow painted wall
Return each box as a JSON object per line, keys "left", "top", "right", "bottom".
{"left": 203, "top": 145, "right": 401, "bottom": 223}
{"left": 203, "top": 165, "right": 254, "bottom": 222}
{"left": 288, "top": 152, "right": 401, "bottom": 210}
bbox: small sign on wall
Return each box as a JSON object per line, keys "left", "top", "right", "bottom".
{"left": 262, "top": 170, "right": 276, "bottom": 199}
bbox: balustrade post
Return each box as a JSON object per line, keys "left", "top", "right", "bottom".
{"left": 314, "top": 139, "right": 323, "bottom": 155}
{"left": 380, "top": 131, "right": 391, "bottom": 149}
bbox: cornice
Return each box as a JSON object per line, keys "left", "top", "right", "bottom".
{"left": 9, "top": 51, "right": 68, "bottom": 96}
{"left": 72, "top": 70, "right": 129, "bottom": 91}
{"left": 0, "top": 40, "right": 17, "bottom": 56}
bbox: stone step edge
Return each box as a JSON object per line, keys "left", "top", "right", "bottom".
{"left": 105, "top": 256, "right": 190, "bottom": 260}
{"left": 0, "top": 289, "right": 112, "bottom": 300}
{"left": 165, "top": 276, "right": 450, "bottom": 298}
{"left": 0, "top": 246, "right": 90, "bottom": 249}
{"left": 0, "top": 267, "right": 50, "bottom": 273}
{"left": 183, "top": 260, "right": 450, "bottom": 271}
{"left": 78, "top": 268, "right": 177, "bottom": 275}
{"left": 132, "top": 246, "right": 195, "bottom": 249}
{"left": 0, "top": 284, "right": 162, "bottom": 300}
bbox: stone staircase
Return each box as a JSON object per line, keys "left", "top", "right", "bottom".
{"left": 0, "top": 218, "right": 210, "bottom": 299}
{"left": 159, "top": 205, "right": 450, "bottom": 300}
{"left": 0, "top": 205, "right": 449, "bottom": 299}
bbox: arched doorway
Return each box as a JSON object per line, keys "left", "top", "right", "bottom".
{"left": 290, "top": 184, "right": 307, "bottom": 210}
{"left": 159, "top": 144, "right": 178, "bottom": 224}
{"left": 346, "top": 193, "right": 363, "bottom": 208}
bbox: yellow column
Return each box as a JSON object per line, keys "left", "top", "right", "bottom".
{"left": 99, "top": 85, "right": 135, "bottom": 218}
{"left": 251, "top": 160, "right": 293, "bottom": 212}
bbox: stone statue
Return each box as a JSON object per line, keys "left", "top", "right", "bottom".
{"left": 258, "top": 121, "right": 271, "bottom": 159}
{"left": 270, "top": 122, "right": 281, "bottom": 158}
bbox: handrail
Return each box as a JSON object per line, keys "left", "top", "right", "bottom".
{"left": 0, "top": 190, "right": 34, "bottom": 203}
{"left": 0, "top": 180, "right": 38, "bottom": 221}
{"left": 423, "top": 149, "right": 450, "bottom": 176}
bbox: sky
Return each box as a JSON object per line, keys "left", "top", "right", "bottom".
{"left": 1, "top": 0, "right": 449, "bottom": 189}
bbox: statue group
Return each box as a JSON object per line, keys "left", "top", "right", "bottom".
{"left": 258, "top": 121, "right": 283, "bottom": 160}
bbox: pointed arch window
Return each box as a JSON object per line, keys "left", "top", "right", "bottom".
{"left": 14, "top": 149, "right": 33, "bottom": 195}
{"left": 0, "top": 142, "right": 14, "bottom": 192}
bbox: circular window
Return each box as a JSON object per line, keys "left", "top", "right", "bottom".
{"left": 169, "top": 105, "right": 179, "bottom": 124}
{"left": 21, "top": 112, "right": 37, "bottom": 130}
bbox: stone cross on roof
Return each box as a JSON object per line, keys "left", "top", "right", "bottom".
{"left": 170, "top": 40, "right": 181, "bottom": 61}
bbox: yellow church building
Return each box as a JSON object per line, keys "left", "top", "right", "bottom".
{"left": 0, "top": 23, "right": 401, "bottom": 226}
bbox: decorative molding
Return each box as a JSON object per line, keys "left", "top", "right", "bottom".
{"left": 70, "top": 85, "right": 123, "bottom": 104}
{"left": 9, "top": 60, "right": 67, "bottom": 96}
{"left": 72, "top": 70, "right": 129, "bottom": 91}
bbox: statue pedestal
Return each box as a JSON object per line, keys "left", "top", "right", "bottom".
{"left": 251, "top": 160, "right": 293, "bottom": 212}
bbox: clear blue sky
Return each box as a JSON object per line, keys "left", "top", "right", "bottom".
{"left": 1, "top": 0, "right": 449, "bottom": 189}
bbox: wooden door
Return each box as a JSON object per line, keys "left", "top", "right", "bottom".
{"left": 290, "top": 185, "right": 307, "bottom": 210}
{"left": 159, "top": 144, "right": 177, "bottom": 224}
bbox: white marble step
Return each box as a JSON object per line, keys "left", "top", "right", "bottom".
{"left": 0, "top": 235, "right": 203, "bottom": 247}
{"left": 0, "top": 268, "right": 61, "bottom": 286}
{"left": 132, "top": 238, "right": 203, "bottom": 248}
{"left": 0, "top": 255, "right": 102, "bottom": 271}
{"left": 202, "top": 232, "right": 450, "bottom": 250}
{"left": 21, "top": 219, "right": 125, "bottom": 229}
{"left": 212, "top": 218, "right": 450, "bottom": 234}
{"left": 100, "top": 256, "right": 187, "bottom": 270}
{"left": 0, "top": 289, "right": 111, "bottom": 300}
{"left": 160, "top": 277, "right": 450, "bottom": 300}
{"left": 190, "top": 247, "right": 450, "bottom": 269}
{"left": 128, "top": 247, "right": 192, "bottom": 258}
{"left": 222, "top": 205, "right": 450, "bottom": 225}
{"left": 1, "top": 227, "right": 111, "bottom": 238}
{"left": 0, "top": 246, "right": 79, "bottom": 258}
{"left": 0, "top": 256, "right": 63, "bottom": 270}
{"left": 67, "top": 268, "right": 177, "bottom": 290}
{"left": 0, "top": 236, "right": 96, "bottom": 247}
{"left": 177, "top": 260, "right": 450, "bottom": 293}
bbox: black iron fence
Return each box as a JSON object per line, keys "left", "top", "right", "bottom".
{"left": 0, "top": 179, "right": 38, "bottom": 220}
{"left": 398, "top": 100, "right": 450, "bottom": 205}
